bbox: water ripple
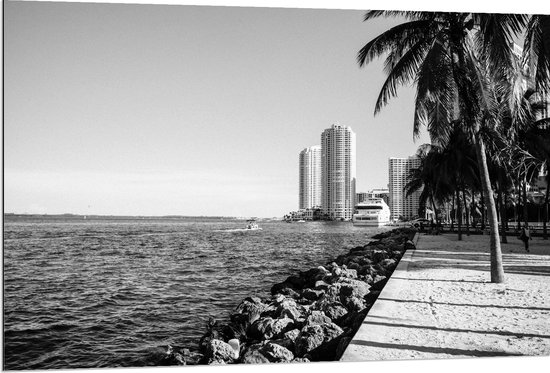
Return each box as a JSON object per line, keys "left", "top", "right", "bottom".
{"left": 4, "top": 218, "right": 382, "bottom": 370}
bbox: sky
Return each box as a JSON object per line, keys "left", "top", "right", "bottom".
{"left": 3, "top": 0, "right": 548, "bottom": 217}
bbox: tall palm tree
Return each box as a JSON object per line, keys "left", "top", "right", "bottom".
{"left": 523, "top": 15, "right": 550, "bottom": 91}
{"left": 358, "top": 11, "right": 527, "bottom": 283}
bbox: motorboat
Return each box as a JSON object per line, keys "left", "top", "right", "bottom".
{"left": 352, "top": 198, "right": 391, "bottom": 227}
{"left": 245, "top": 219, "right": 262, "bottom": 230}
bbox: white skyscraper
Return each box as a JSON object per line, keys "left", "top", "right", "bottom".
{"left": 299, "top": 146, "right": 322, "bottom": 209}
{"left": 321, "top": 123, "right": 356, "bottom": 220}
{"left": 388, "top": 156, "right": 422, "bottom": 221}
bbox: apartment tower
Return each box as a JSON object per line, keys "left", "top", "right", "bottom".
{"left": 321, "top": 123, "right": 356, "bottom": 220}
{"left": 388, "top": 156, "right": 422, "bottom": 221}
{"left": 299, "top": 145, "right": 322, "bottom": 209}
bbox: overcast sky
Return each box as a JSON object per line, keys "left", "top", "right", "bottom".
{"left": 3, "top": 1, "right": 547, "bottom": 217}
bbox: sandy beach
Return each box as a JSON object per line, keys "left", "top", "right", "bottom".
{"left": 342, "top": 232, "right": 550, "bottom": 361}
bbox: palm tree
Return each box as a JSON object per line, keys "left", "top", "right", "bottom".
{"left": 523, "top": 15, "right": 550, "bottom": 92}
{"left": 358, "top": 11, "right": 527, "bottom": 283}
{"left": 405, "top": 144, "right": 449, "bottom": 226}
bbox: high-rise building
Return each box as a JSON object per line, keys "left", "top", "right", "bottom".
{"left": 388, "top": 156, "right": 422, "bottom": 221}
{"left": 299, "top": 145, "right": 322, "bottom": 209}
{"left": 321, "top": 123, "right": 356, "bottom": 220}
{"left": 356, "top": 188, "right": 389, "bottom": 206}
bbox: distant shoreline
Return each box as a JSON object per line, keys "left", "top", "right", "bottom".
{"left": 3, "top": 213, "right": 263, "bottom": 221}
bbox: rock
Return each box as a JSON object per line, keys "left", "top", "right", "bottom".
{"left": 380, "top": 258, "right": 397, "bottom": 271}
{"left": 286, "top": 275, "right": 305, "bottom": 289}
{"left": 322, "top": 302, "right": 348, "bottom": 323}
{"left": 270, "top": 337, "right": 294, "bottom": 352}
{"left": 294, "top": 322, "right": 344, "bottom": 356}
{"left": 372, "top": 250, "right": 389, "bottom": 263}
{"left": 302, "top": 288, "right": 324, "bottom": 301}
{"left": 371, "top": 275, "right": 388, "bottom": 291}
{"left": 241, "top": 342, "right": 294, "bottom": 364}
{"left": 233, "top": 297, "right": 267, "bottom": 316}
{"left": 404, "top": 239, "right": 416, "bottom": 250}
{"left": 337, "top": 278, "right": 370, "bottom": 299}
{"left": 284, "top": 328, "right": 300, "bottom": 342}
{"left": 331, "top": 265, "right": 342, "bottom": 277}
{"left": 339, "top": 266, "right": 358, "bottom": 279}
{"left": 292, "top": 357, "right": 310, "bottom": 363}
{"left": 305, "top": 310, "right": 332, "bottom": 326}
{"left": 322, "top": 283, "right": 342, "bottom": 303}
{"left": 358, "top": 264, "right": 377, "bottom": 277}
{"left": 227, "top": 339, "right": 240, "bottom": 359}
{"left": 294, "top": 324, "right": 324, "bottom": 356}
{"left": 347, "top": 262, "right": 360, "bottom": 271}
{"left": 274, "top": 296, "right": 306, "bottom": 322}
{"left": 314, "top": 280, "right": 330, "bottom": 290}
{"left": 205, "top": 339, "right": 236, "bottom": 364}
{"left": 271, "top": 281, "right": 295, "bottom": 296}
{"left": 343, "top": 296, "right": 366, "bottom": 312}
{"left": 261, "top": 342, "right": 294, "bottom": 362}
{"left": 163, "top": 345, "right": 186, "bottom": 365}
{"left": 250, "top": 316, "right": 295, "bottom": 340}
{"left": 241, "top": 344, "right": 271, "bottom": 364}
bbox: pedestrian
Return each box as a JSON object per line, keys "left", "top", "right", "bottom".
{"left": 519, "top": 224, "right": 532, "bottom": 252}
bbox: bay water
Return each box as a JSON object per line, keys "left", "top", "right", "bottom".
{"left": 3, "top": 216, "right": 385, "bottom": 370}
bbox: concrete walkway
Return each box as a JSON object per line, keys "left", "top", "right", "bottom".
{"left": 341, "top": 233, "right": 550, "bottom": 361}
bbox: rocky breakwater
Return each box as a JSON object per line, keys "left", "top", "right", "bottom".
{"left": 162, "top": 227, "right": 416, "bottom": 366}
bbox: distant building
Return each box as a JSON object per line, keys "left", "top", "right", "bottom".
{"left": 299, "top": 146, "right": 322, "bottom": 210}
{"left": 356, "top": 192, "right": 369, "bottom": 204}
{"left": 356, "top": 189, "right": 389, "bottom": 206}
{"left": 388, "top": 157, "right": 421, "bottom": 221}
{"left": 321, "top": 123, "right": 356, "bottom": 220}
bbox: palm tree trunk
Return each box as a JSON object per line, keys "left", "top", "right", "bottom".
{"left": 498, "top": 183, "right": 508, "bottom": 244}
{"left": 480, "top": 186, "right": 486, "bottom": 231}
{"left": 451, "top": 194, "right": 455, "bottom": 232}
{"left": 522, "top": 177, "right": 529, "bottom": 225}
{"left": 462, "top": 186, "right": 470, "bottom": 236}
{"left": 431, "top": 193, "right": 439, "bottom": 226}
{"left": 474, "top": 136, "right": 504, "bottom": 283}
{"left": 544, "top": 179, "right": 549, "bottom": 240}
{"left": 456, "top": 188, "right": 463, "bottom": 241}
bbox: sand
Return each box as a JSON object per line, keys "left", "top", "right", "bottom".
{"left": 341, "top": 232, "right": 550, "bottom": 361}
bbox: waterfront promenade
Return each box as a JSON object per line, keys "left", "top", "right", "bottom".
{"left": 341, "top": 232, "right": 550, "bottom": 361}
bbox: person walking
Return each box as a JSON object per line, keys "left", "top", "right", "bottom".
{"left": 519, "top": 224, "right": 532, "bottom": 252}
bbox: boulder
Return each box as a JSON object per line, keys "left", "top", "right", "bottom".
{"left": 322, "top": 302, "right": 348, "bottom": 323}
{"left": 294, "top": 322, "right": 344, "bottom": 356}
{"left": 302, "top": 288, "right": 324, "bottom": 301}
{"left": 371, "top": 275, "right": 388, "bottom": 291}
{"left": 260, "top": 342, "right": 294, "bottom": 362}
{"left": 338, "top": 266, "right": 358, "bottom": 279}
{"left": 314, "top": 280, "right": 330, "bottom": 290}
{"left": 305, "top": 310, "right": 332, "bottom": 326}
{"left": 342, "top": 296, "right": 366, "bottom": 312}
{"left": 380, "top": 258, "right": 397, "bottom": 272}
{"left": 291, "top": 357, "right": 311, "bottom": 363}
{"left": 241, "top": 344, "right": 270, "bottom": 364}
{"left": 404, "top": 239, "right": 416, "bottom": 250}
{"left": 294, "top": 324, "right": 324, "bottom": 356}
{"left": 372, "top": 250, "right": 389, "bottom": 263}
{"left": 250, "top": 317, "right": 294, "bottom": 340}
{"left": 273, "top": 295, "right": 306, "bottom": 323}
{"left": 284, "top": 328, "right": 300, "bottom": 342}
{"left": 241, "top": 342, "right": 294, "bottom": 364}
{"left": 337, "top": 278, "right": 370, "bottom": 299}
{"left": 205, "top": 339, "right": 236, "bottom": 364}
{"left": 358, "top": 264, "right": 377, "bottom": 278}
{"left": 233, "top": 297, "right": 267, "bottom": 316}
